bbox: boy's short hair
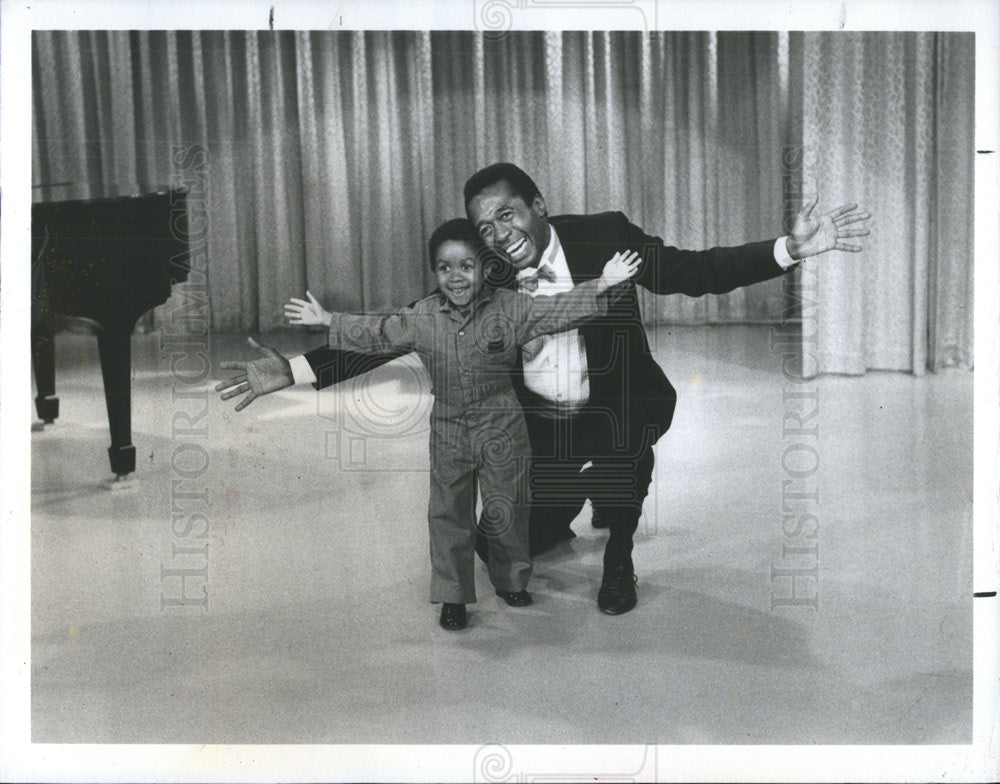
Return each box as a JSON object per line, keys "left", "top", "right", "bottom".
{"left": 463, "top": 162, "right": 542, "bottom": 211}
{"left": 427, "top": 218, "right": 515, "bottom": 289}
{"left": 427, "top": 218, "right": 484, "bottom": 269}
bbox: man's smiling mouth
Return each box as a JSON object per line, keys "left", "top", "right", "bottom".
{"left": 505, "top": 237, "right": 528, "bottom": 259}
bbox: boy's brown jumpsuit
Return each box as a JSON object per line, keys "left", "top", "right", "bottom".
{"left": 327, "top": 279, "right": 607, "bottom": 603}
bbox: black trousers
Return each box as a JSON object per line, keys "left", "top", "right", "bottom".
{"left": 512, "top": 402, "right": 658, "bottom": 565}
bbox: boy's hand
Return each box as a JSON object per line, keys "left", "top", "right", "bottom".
{"left": 285, "top": 290, "right": 332, "bottom": 327}
{"left": 599, "top": 251, "right": 642, "bottom": 290}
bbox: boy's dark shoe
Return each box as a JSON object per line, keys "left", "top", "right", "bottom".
{"left": 439, "top": 603, "right": 467, "bottom": 630}
{"left": 495, "top": 589, "right": 533, "bottom": 607}
{"left": 597, "top": 561, "right": 638, "bottom": 615}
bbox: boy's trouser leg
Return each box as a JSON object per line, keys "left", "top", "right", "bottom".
{"left": 428, "top": 417, "right": 477, "bottom": 604}
{"left": 474, "top": 403, "right": 532, "bottom": 593}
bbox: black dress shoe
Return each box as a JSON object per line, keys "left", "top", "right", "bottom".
{"left": 439, "top": 603, "right": 467, "bottom": 630}
{"left": 597, "top": 562, "right": 638, "bottom": 615}
{"left": 495, "top": 589, "right": 533, "bottom": 607}
{"left": 591, "top": 507, "right": 610, "bottom": 529}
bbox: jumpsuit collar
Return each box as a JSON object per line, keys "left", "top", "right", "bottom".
{"left": 437, "top": 286, "right": 497, "bottom": 326}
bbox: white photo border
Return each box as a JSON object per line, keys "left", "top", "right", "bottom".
{"left": 2, "top": 0, "right": 997, "bottom": 781}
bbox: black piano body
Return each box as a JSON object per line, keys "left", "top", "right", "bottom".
{"left": 31, "top": 187, "right": 191, "bottom": 478}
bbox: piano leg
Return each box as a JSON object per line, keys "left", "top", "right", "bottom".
{"left": 31, "top": 321, "right": 60, "bottom": 424}
{"left": 97, "top": 328, "right": 137, "bottom": 477}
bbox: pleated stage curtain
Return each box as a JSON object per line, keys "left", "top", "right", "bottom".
{"left": 789, "top": 32, "right": 974, "bottom": 374}
{"left": 31, "top": 30, "right": 974, "bottom": 374}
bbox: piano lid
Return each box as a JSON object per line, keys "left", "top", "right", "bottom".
{"left": 32, "top": 185, "right": 193, "bottom": 330}
{"left": 32, "top": 182, "right": 187, "bottom": 206}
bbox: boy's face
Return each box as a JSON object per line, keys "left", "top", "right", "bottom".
{"left": 467, "top": 179, "right": 550, "bottom": 270}
{"left": 435, "top": 240, "right": 484, "bottom": 308}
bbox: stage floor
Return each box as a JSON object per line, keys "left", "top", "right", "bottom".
{"left": 29, "top": 324, "right": 973, "bottom": 744}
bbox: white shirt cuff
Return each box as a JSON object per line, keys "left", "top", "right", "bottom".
{"left": 774, "top": 236, "right": 796, "bottom": 269}
{"left": 289, "top": 354, "right": 317, "bottom": 385}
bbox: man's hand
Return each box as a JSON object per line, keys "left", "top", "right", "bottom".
{"left": 786, "top": 197, "right": 871, "bottom": 260}
{"left": 216, "top": 337, "right": 294, "bottom": 412}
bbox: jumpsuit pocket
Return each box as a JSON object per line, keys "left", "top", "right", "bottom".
{"left": 472, "top": 338, "right": 514, "bottom": 370}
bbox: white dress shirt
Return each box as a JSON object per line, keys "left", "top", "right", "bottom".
{"left": 290, "top": 235, "right": 798, "bottom": 387}
{"left": 515, "top": 226, "right": 590, "bottom": 412}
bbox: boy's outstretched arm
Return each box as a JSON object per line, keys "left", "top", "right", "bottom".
{"left": 514, "top": 250, "right": 641, "bottom": 345}
{"left": 285, "top": 290, "right": 331, "bottom": 326}
{"left": 595, "top": 250, "right": 643, "bottom": 293}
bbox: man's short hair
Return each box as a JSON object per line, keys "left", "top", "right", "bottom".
{"left": 463, "top": 162, "right": 542, "bottom": 211}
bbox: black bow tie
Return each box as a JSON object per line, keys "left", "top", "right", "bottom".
{"left": 518, "top": 264, "right": 557, "bottom": 292}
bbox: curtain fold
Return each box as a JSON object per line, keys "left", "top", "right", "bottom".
{"left": 791, "top": 32, "right": 974, "bottom": 374}
{"left": 31, "top": 30, "right": 974, "bottom": 374}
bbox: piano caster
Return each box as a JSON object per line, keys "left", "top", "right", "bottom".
{"left": 107, "top": 473, "right": 138, "bottom": 491}
{"left": 108, "top": 444, "right": 137, "bottom": 478}
{"left": 34, "top": 394, "right": 59, "bottom": 424}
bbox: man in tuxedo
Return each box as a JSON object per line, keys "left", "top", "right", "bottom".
{"left": 217, "top": 162, "right": 870, "bottom": 615}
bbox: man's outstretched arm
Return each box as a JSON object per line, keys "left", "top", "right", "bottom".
{"left": 215, "top": 339, "right": 410, "bottom": 411}
{"left": 629, "top": 197, "right": 871, "bottom": 297}
{"left": 299, "top": 345, "right": 410, "bottom": 390}
{"left": 784, "top": 196, "right": 871, "bottom": 259}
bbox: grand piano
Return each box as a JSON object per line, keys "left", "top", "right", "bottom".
{"left": 31, "top": 186, "right": 191, "bottom": 481}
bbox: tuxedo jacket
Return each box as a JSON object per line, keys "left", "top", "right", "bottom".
{"left": 304, "top": 211, "right": 791, "bottom": 445}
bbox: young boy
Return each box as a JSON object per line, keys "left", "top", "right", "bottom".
{"left": 285, "top": 218, "right": 640, "bottom": 630}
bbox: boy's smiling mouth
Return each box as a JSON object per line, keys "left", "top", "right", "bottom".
{"left": 446, "top": 282, "right": 473, "bottom": 304}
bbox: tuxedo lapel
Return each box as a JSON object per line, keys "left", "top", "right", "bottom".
{"left": 551, "top": 217, "right": 600, "bottom": 286}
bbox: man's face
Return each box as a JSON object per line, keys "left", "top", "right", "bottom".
{"left": 434, "top": 240, "right": 484, "bottom": 308}
{"left": 467, "top": 180, "right": 550, "bottom": 270}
